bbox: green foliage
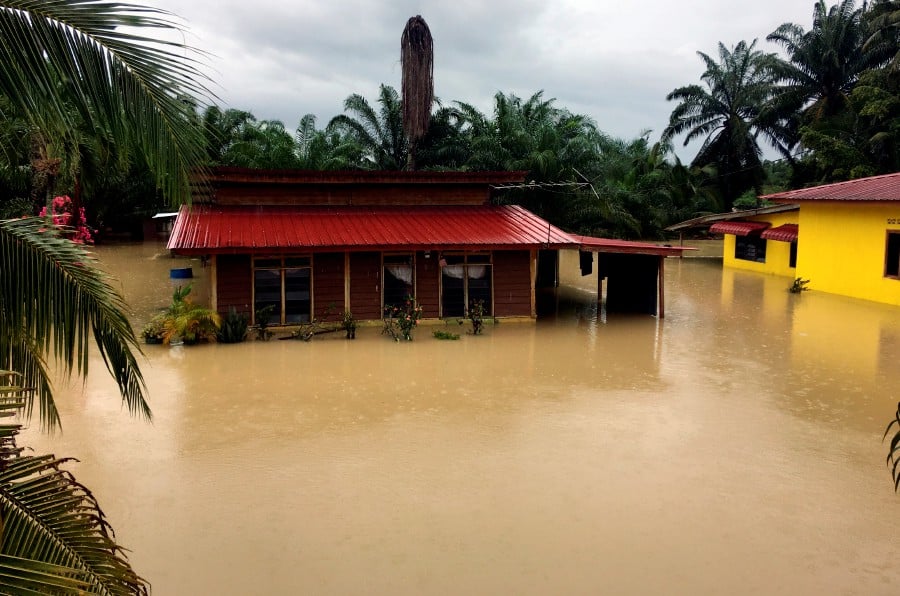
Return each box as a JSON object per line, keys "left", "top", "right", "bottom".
{"left": 216, "top": 307, "right": 249, "bottom": 343}
{"left": 0, "top": 371, "right": 149, "bottom": 593}
{"left": 341, "top": 310, "right": 357, "bottom": 339}
{"left": 383, "top": 297, "right": 423, "bottom": 341}
{"left": 0, "top": 0, "right": 213, "bottom": 205}
{"left": 254, "top": 305, "right": 275, "bottom": 341}
{"left": 141, "top": 314, "right": 166, "bottom": 344}
{"left": 0, "top": 217, "right": 148, "bottom": 429}
{"left": 466, "top": 299, "right": 486, "bottom": 335}
{"left": 432, "top": 329, "right": 460, "bottom": 340}
{"left": 161, "top": 284, "right": 221, "bottom": 345}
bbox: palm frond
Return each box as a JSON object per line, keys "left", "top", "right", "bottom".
{"left": 0, "top": 0, "right": 213, "bottom": 204}
{"left": 0, "top": 217, "right": 149, "bottom": 429}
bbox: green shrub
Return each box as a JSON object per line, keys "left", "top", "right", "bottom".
{"left": 217, "top": 307, "right": 249, "bottom": 343}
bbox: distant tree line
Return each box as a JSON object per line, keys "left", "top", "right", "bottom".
{"left": 1, "top": 0, "right": 897, "bottom": 239}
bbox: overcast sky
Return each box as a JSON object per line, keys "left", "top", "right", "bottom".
{"left": 145, "top": 0, "right": 819, "bottom": 160}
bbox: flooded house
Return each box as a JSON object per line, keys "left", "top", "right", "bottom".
{"left": 167, "top": 168, "right": 685, "bottom": 325}
{"left": 167, "top": 168, "right": 573, "bottom": 325}
{"left": 668, "top": 171, "right": 900, "bottom": 306}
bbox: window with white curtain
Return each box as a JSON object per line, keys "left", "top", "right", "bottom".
{"left": 441, "top": 254, "right": 492, "bottom": 318}
{"left": 383, "top": 254, "right": 414, "bottom": 309}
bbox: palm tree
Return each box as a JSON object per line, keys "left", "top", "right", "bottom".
{"left": 0, "top": 1, "right": 213, "bottom": 588}
{"left": 328, "top": 85, "right": 407, "bottom": 169}
{"left": 295, "top": 114, "right": 364, "bottom": 170}
{"left": 768, "top": 0, "right": 879, "bottom": 123}
{"left": 662, "top": 40, "right": 788, "bottom": 209}
{"left": 0, "top": 1, "right": 211, "bottom": 205}
{"left": 864, "top": 0, "right": 900, "bottom": 70}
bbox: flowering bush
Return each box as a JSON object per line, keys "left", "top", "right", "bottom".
{"left": 466, "top": 298, "right": 486, "bottom": 335}
{"left": 383, "top": 297, "right": 423, "bottom": 341}
{"left": 39, "top": 195, "right": 93, "bottom": 244}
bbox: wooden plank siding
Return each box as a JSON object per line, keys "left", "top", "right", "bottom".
{"left": 216, "top": 254, "right": 252, "bottom": 316}
{"left": 313, "top": 252, "right": 346, "bottom": 320}
{"left": 493, "top": 250, "right": 534, "bottom": 317}
{"left": 213, "top": 185, "right": 492, "bottom": 207}
{"left": 415, "top": 251, "right": 440, "bottom": 318}
{"left": 349, "top": 252, "right": 382, "bottom": 320}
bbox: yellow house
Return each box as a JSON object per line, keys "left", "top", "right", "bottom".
{"left": 762, "top": 172, "right": 900, "bottom": 306}
{"left": 666, "top": 203, "right": 800, "bottom": 277}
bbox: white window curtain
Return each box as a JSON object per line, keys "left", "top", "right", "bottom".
{"left": 386, "top": 264, "right": 413, "bottom": 285}
{"left": 466, "top": 265, "right": 487, "bottom": 279}
{"left": 442, "top": 265, "right": 465, "bottom": 279}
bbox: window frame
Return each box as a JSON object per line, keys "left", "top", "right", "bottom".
{"left": 382, "top": 252, "right": 416, "bottom": 311}
{"left": 252, "top": 255, "right": 313, "bottom": 325}
{"left": 885, "top": 231, "right": 900, "bottom": 279}
{"left": 440, "top": 252, "right": 493, "bottom": 318}
{"left": 734, "top": 235, "right": 767, "bottom": 263}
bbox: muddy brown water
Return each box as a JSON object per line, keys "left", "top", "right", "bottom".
{"left": 18, "top": 242, "right": 900, "bottom": 595}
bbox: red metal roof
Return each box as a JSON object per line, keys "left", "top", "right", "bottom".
{"left": 574, "top": 235, "right": 694, "bottom": 257}
{"left": 709, "top": 221, "right": 770, "bottom": 236}
{"left": 761, "top": 172, "right": 900, "bottom": 202}
{"left": 760, "top": 223, "right": 798, "bottom": 242}
{"left": 168, "top": 204, "right": 576, "bottom": 253}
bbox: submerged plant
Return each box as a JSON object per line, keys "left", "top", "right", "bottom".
{"left": 789, "top": 278, "right": 810, "bottom": 293}
{"left": 254, "top": 305, "right": 275, "bottom": 340}
{"left": 432, "top": 329, "right": 460, "bottom": 340}
{"left": 141, "top": 314, "right": 166, "bottom": 344}
{"left": 466, "top": 298, "right": 486, "bottom": 335}
{"left": 162, "top": 284, "right": 220, "bottom": 345}
{"left": 217, "top": 307, "right": 249, "bottom": 343}
{"left": 383, "top": 297, "right": 423, "bottom": 341}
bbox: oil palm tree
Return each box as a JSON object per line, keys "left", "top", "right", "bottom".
{"left": 768, "top": 0, "right": 879, "bottom": 123}
{"left": 328, "top": 85, "right": 407, "bottom": 169}
{"left": 662, "top": 40, "right": 789, "bottom": 209}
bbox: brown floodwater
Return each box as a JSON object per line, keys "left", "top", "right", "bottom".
{"left": 18, "top": 242, "right": 900, "bottom": 595}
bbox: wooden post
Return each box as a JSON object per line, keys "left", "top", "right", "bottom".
{"left": 658, "top": 256, "right": 665, "bottom": 319}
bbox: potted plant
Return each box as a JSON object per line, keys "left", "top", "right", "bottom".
{"left": 382, "top": 297, "right": 422, "bottom": 341}
{"left": 466, "top": 298, "right": 486, "bottom": 335}
{"left": 141, "top": 315, "right": 166, "bottom": 344}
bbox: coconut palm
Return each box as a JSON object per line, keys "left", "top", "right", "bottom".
{"left": 328, "top": 85, "right": 407, "bottom": 169}
{"left": 768, "top": 0, "right": 880, "bottom": 122}
{"left": 662, "top": 40, "right": 789, "bottom": 209}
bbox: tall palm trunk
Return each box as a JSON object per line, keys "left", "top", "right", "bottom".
{"left": 401, "top": 15, "right": 433, "bottom": 171}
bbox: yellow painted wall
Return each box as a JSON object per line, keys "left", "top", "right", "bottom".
{"left": 722, "top": 211, "right": 798, "bottom": 277}
{"left": 795, "top": 202, "right": 900, "bottom": 306}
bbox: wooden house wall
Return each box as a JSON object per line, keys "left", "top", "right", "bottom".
{"left": 313, "top": 252, "right": 346, "bottom": 319}
{"left": 213, "top": 184, "right": 490, "bottom": 207}
{"left": 415, "top": 251, "right": 440, "bottom": 317}
{"left": 493, "top": 250, "right": 533, "bottom": 317}
{"left": 216, "top": 255, "right": 252, "bottom": 316}
{"left": 349, "top": 252, "right": 382, "bottom": 320}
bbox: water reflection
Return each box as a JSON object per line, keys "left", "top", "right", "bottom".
{"left": 17, "top": 243, "right": 900, "bottom": 595}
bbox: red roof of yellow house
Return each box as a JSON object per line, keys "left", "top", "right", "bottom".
{"left": 761, "top": 172, "right": 900, "bottom": 202}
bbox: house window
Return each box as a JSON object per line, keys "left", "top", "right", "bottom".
{"left": 885, "top": 232, "right": 900, "bottom": 278}
{"left": 441, "top": 254, "right": 492, "bottom": 318}
{"left": 789, "top": 241, "right": 797, "bottom": 268}
{"left": 253, "top": 256, "right": 311, "bottom": 324}
{"left": 383, "top": 254, "right": 414, "bottom": 309}
{"left": 735, "top": 235, "right": 767, "bottom": 263}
